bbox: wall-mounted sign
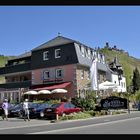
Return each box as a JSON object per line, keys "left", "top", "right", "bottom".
{"left": 100, "top": 96, "right": 128, "bottom": 110}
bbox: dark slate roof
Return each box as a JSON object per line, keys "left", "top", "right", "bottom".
{"left": 97, "top": 62, "right": 108, "bottom": 72}
{"left": 9, "top": 51, "right": 31, "bottom": 61}
{"left": 17, "top": 51, "right": 31, "bottom": 58}
{"left": 32, "top": 35, "right": 90, "bottom": 51}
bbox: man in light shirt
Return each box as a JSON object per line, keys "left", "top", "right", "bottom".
{"left": 23, "top": 99, "right": 30, "bottom": 121}
{"left": 2, "top": 98, "right": 9, "bottom": 121}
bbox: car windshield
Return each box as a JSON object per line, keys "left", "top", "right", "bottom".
{"left": 8, "top": 104, "right": 15, "bottom": 109}
{"left": 29, "top": 103, "right": 40, "bottom": 108}
{"left": 13, "top": 104, "right": 22, "bottom": 109}
{"left": 37, "top": 103, "right": 50, "bottom": 109}
{"left": 51, "top": 103, "right": 61, "bottom": 108}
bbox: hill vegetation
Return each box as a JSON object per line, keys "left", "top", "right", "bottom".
{"left": 0, "top": 55, "right": 15, "bottom": 83}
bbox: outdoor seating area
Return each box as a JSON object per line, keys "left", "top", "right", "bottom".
{"left": 23, "top": 88, "right": 68, "bottom": 101}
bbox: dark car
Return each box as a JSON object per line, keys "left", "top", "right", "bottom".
{"left": 0, "top": 103, "right": 3, "bottom": 115}
{"left": 18, "top": 102, "right": 41, "bottom": 118}
{"left": 9, "top": 102, "right": 40, "bottom": 118}
{"left": 29, "top": 103, "right": 51, "bottom": 119}
{"left": 42, "top": 102, "right": 82, "bottom": 119}
{"left": 9, "top": 103, "right": 24, "bottom": 117}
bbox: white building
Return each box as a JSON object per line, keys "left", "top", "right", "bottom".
{"left": 107, "top": 56, "right": 127, "bottom": 93}
{"left": 111, "top": 72, "right": 127, "bottom": 93}
{"left": 91, "top": 55, "right": 127, "bottom": 93}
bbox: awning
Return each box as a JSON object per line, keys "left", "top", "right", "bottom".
{"left": 33, "top": 82, "right": 71, "bottom": 91}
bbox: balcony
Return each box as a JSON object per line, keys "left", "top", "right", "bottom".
{"left": 0, "top": 80, "right": 31, "bottom": 89}
{"left": 0, "top": 62, "right": 31, "bottom": 75}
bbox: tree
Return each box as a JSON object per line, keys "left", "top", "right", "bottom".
{"left": 71, "top": 90, "right": 96, "bottom": 111}
{"left": 132, "top": 67, "right": 140, "bottom": 93}
{"left": 135, "top": 90, "right": 140, "bottom": 102}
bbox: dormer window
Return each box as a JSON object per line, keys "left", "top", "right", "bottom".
{"left": 87, "top": 48, "right": 91, "bottom": 59}
{"left": 81, "top": 45, "right": 85, "bottom": 57}
{"left": 55, "top": 49, "right": 61, "bottom": 58}
{"left": 43, "top": 51, "right": 49, "bottom": 60}
{"left": 87, "top": 70, "right": 90, "bottom": 80}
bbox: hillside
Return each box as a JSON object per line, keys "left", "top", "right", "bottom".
{"left": 100, "top": 48, "right": 140, "bottom": 87}
{"left": 0, "top": 55, "right": 16, "bottom": 83}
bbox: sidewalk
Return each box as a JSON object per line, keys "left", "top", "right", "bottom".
{"left": 0, "top": 117, "right": 50, "bottom": 129}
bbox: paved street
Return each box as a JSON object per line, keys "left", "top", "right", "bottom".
{"left": 0, "top": 111, "right": 140, "bottom": 134}
{"left": 38, "top": 113, "right": 140, "bottom": 134}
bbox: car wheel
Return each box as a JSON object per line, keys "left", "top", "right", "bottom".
{"left": 18, "top": 111, "right": 23, "bottom": 118}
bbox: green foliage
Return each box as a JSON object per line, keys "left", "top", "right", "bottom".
{"left": 135, "top": 90, "right": 140, "bottom": 102}
{"left": 84, "top": 110, "right": 96, "bottom": 116}
{"left": 59, "top": 110, "right": 126, "bottom": 121}
{"left": 95, "top": 110, "right": 108, "bottom": 116}
{"left": 33, "top": 99, "right": 61, "bottom": 104}
{"left": 33, "top": 100, "right": 45, "bottom": 103}
{"left": 0, "top": 55, "right": 15, "bottom": 67}
{"left": 59, "top": 112, "right": 92, "bottom": 120}
{"left": 112, "top": 111, "right": 126, "bottom": 115}
{"left": 47, "top": 99, "right": 61, "bottom": 104}
{"left": 132, "top": 68, "right": 140, "bottom": 93}
{"left": 71, "top": 93, "right": 96, "bottom": 111}
{"left": 0, "top": 55, "right": 16, "bottom": 83}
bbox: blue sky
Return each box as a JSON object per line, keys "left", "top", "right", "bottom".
{"left": 0, "top": 6, "right": 140, "bottom": 59}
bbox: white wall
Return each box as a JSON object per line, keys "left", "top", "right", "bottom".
{"left": 111, "top": 74, "right": 127, "bottom": 93}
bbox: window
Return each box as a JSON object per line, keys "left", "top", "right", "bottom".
{"left": 87, "top": 48, "right": 91, "bottom": 59}
{"left": 43, "top": 51, "right": 49, "bottom": 60}
{"left": 87, "top": 71, "right": 90, "bottom": 80}
{"left": 81, "top": 69, "right": 84, "bottom": 79}
{"left": 32, "top": 72, "right": 34, "bottom": 80}
{"left": 55, "top": 49, "right": 61, "bottom": 58}
{"left": 81, "top": 45, "right": 85, "bottom": 57}
{"left": 56, "top": 69, "right": 63, "bottom": 78}
{"left": 43, "top": 70, "right": 50, "bottom": 79}
{"left": 121, "top": 82, "right": 123, "bottom": 87}
{"left": 124, "top": 82, "right": 125, "bottom": 88}
{"left": 69, "top": 103, "right": 75, "bottom": 108}
{"left": 64, "top": 103, "right": 70, "bottom": 109}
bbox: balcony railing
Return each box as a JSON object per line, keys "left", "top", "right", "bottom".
{"left": 0, "top": 62, "right": 31, "bottom": 75}
{"left": 0, "top": 80, "right": 31, "bottom": 89}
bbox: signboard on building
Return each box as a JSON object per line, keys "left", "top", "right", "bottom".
{"left": 100, "top": 96, "right": 128, "bottom": 110}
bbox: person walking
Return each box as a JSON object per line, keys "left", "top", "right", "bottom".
{"left": 1, "top": 99, "right": 9, "bottom": 121}
{"left": 23, "top": 99, "right": 30, "bottom": 121}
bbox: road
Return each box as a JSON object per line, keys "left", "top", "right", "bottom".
{"left": 0, "top": 111, "right": 140, "bottom": 134}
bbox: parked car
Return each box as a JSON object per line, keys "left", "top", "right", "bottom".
{"left": 8, "top": 103, "right": 24, "bottom": 117}
{"left": 18, "top": 102, "right": 41, "bottom": 118}
{"left": 41, "top": 102, "right": 82, "bottom": 119}
{"left": 9, "top": 102, "right": 40, "bottom": 118}
{"left": 29, "top": 103, "right": 51, "bottom": 119}
{"left": 0, "top": 103, "right": 3, "bottom": 115}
